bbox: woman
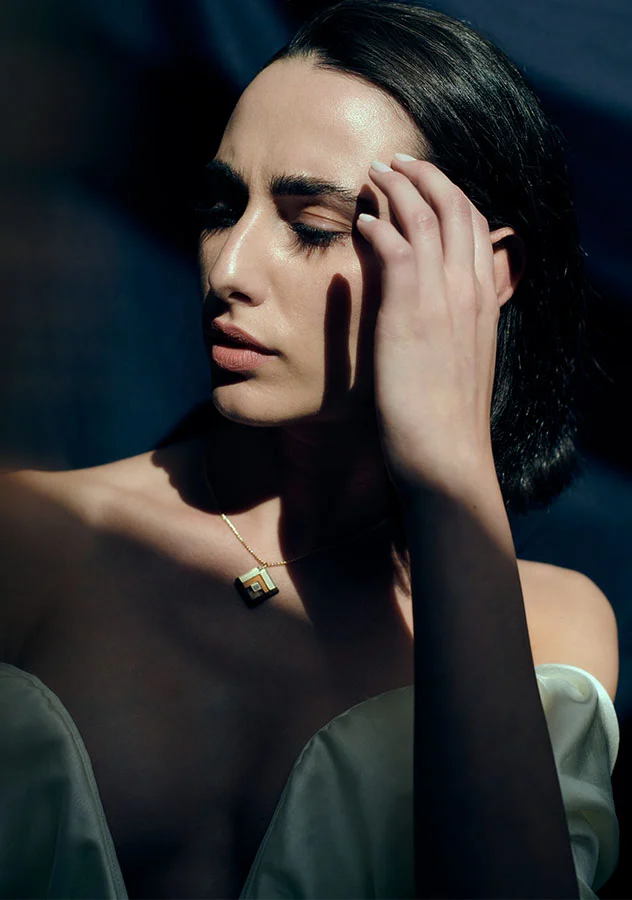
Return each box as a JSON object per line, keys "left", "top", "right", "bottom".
{"left": 0, "top": 1, "right": 619, "bottom": 898}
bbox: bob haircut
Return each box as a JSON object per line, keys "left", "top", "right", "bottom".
{"left": 257, "top": 0, "right": 597, "bottom": 515}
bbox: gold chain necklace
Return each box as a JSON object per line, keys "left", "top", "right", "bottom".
{"left": 203, "top": 454, "right": 392, "bottom": 608}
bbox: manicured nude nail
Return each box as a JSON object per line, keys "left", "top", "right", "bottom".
{"left": 394, "top": 153, "right": 416, "bottom": 162}
{"left": 358, "top": 213, "right": 376, "bottom": 222}
{"left": 371, "top": 160, "right": 392, "bottom": 172}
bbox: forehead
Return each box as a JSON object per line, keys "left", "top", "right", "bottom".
{"left": 217, "top": 58, "right": 418, "bottom": 187}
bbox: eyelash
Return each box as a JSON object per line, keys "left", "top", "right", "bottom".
{"left": 196, "top": 202, "right": 349, "bottom": 255}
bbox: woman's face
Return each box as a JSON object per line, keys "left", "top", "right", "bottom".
{"left": 199, "top": 57, "right": 419, "bottom": 428}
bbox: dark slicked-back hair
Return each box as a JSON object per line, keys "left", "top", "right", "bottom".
{"left": 261, "top": 0, "right": 597, "bottom": 514}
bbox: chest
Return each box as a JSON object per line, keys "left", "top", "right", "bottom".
{"left": 16, "top": 526, "right": 414, "bottom": 897}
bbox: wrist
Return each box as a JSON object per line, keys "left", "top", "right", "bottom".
{"left": 391, "top": 448, "right": 500, "bottom": 501}
{"left": 396, "top": 457, "right": 516, "bottom": 563}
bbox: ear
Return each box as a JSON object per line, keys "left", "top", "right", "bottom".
{"left": 490, "top": 227, "right": 527, "bottom": 308}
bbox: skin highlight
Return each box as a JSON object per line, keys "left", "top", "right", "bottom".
{"left": 198, "top": 57, "right": 519, "bottom": 577}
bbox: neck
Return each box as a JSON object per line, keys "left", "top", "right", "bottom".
{"left": 203, "top": 406, "right": 409, "bottom": 581}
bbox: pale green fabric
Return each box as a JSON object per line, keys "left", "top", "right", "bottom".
{"left": 239, "top": 663, "right": 620, "bottom": 900}
{"left": 0, "top": 661, "right": 619, "bottom": 899}
{"left": 0, "top": 664, "right": 128, "bottom": 899}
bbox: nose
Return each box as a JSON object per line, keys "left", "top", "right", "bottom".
{"left": 200, "top": 210, "right": 269, "bottom": 308}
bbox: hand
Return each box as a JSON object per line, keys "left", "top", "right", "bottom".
{"left": 357, "top": 156, "right": 510, "bottom": 493}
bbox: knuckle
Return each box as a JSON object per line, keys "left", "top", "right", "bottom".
{"left": 410, "top": 208, "right": 438, "bottom": 232}
{"left": 386, "top": 241, "right": 414, "bottom": 264}
{"left": 448, "top": 191, "right": 472, "bottom": 218}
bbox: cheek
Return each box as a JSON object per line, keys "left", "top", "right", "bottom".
{"left": 198, "top": 238, "right": 214, "bottom": 291}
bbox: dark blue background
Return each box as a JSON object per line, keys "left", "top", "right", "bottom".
{"left": 1, "top": 2, "right": 630, "bottom": 894}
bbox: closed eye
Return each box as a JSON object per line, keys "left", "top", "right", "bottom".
{"left": 195, "top": 200, "right": 349, "bottom": 256}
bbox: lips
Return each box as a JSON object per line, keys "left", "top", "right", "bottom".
{"left": 210, "top": 321, "right": 276, "bottom": 354}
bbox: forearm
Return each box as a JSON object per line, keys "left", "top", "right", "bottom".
{"left": 401, "top": 467, "right": 579, "bottom": 899}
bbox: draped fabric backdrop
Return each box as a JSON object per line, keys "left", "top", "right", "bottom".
{"left": 1, "top": 1, "right": 630, "bottom": 895}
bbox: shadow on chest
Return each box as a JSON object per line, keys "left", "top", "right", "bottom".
{"left": 17, "top": 528, "right": 413, "bottom": 893}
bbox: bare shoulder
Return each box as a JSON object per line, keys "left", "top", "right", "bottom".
{"left": 0, "top": 467, "right": 89, "bottom": 663}
{"left": 0, "top": 436, "right": 205, "bottom": 523}
{"left": 518, "top": 559, "right": 619, "bottom": 702}
{"left": 0, "top": 439, "right": 203, "bottom": 663}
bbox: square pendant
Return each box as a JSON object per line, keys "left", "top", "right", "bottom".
{"left": 235, "top": 566, "right": 279, "bottom": 608}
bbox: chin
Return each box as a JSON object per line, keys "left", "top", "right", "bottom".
{"left": 211, "top": 388, "right": 290, "bottom": 430}
{"left": 210, "top": 385, "right": 330, "bottom": 431}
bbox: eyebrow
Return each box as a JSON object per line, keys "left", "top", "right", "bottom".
{"left": 205, "top": 158, "right": 379, "bottom": 218}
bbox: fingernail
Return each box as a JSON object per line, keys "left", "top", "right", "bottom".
{"left": 393, "top": 153, "right": 416, "bottom": 162}
{"left": 371, "top": 160, "right": 392, "bottom": 173}
{"left": 358, "top": 213, "right": 376, "bottom": 222}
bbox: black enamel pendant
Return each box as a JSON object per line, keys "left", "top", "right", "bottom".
{"left": 235, "top": 566, "right": 280, "bottom": 608}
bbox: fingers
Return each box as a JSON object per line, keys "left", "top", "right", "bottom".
{"left": 357, "top": 171, "right": 445, "bottom": 323}
{"left": 386, "top": 159, "right": 475, "bottom": 276}
{"left": 358, "top": 157, "right": 497, "bottom": 315}
{"left": 358, "top": 212, "right": 435, "bottom": 332}
{"left": 469, "top": 204, "right": 496, "bottom": 309}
